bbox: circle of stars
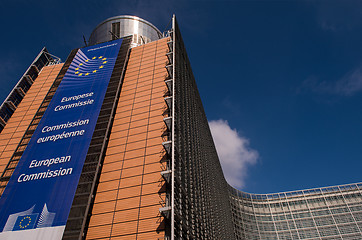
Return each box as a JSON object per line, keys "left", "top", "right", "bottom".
{"left": 19, "top": 216, "right": 32, "bottom": 229}
{"left": 74, "top": 56, "right": 108, "bottom": 76}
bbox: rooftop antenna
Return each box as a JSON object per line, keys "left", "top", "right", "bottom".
{"left": 162, "top": 17, "right": 172, "bottom": 37}
{"left": 109, "top": 31, "right": 119, "bottom": 39}
{"left": 140, "top": 35, "right": 146, "bottom": 45}
{"left": 83, "top": 35, "right": 88, "bottom": 47}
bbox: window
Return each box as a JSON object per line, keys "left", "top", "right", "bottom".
{"left": 111, "top": 22, "right": 120, "bottom": 40}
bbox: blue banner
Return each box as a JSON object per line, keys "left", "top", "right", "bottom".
{"left": 0, "top": 39, "right": 122, "bottom": 239}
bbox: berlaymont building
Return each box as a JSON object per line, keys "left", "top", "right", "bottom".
{"left": 0, "top": 15, "right": 361, "bottom": 240}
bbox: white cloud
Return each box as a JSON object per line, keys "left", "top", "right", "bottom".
{"left": 315, "top": 1, "right": 362, "bottom": 32}
{"left": 301, "top": 64, "right": 362, "bottom": 96}
{"left": 209, "top": 119, "right": 258, "bottom": 189}
{"left": 334, "top": 65, "right": 362, "bottom": 96}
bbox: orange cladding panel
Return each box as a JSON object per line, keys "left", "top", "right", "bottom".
{"left": 0, "top": 64, "right": 63, "bottom": 175}
{"left": 86, "top": 38, "right": 169, "bottom": 239}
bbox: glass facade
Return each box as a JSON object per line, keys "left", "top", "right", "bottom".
{"left": 230, "top": 183, "right": 362, "bottom": 239}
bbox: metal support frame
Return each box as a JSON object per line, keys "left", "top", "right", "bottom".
{"left": 77, "top": 38, "right": 133, "bottom": 240}
{"left": 0, "top": 47, "right": 61, "bottom": 132}
{"left": 61, "top": 37, "right": 133, "bottom": 240}
{"left": 171, "top": 14, "right": 176, "bottom": 240}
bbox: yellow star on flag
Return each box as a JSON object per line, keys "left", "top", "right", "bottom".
{"left": 73, "top": 55, "right": 108, "bottom": 76}
{"left": 19, "top": 216, "right": 32, "bottom": 229}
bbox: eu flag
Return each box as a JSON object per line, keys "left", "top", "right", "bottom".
{"left": 13, "top": 214, "right": 38, "bottom": 231}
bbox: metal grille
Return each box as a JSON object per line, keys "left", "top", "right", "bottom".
{"left": 62, "top": 36, "right": 132, "bottom": 240}
{"left": 165, "top": 16, "right": 236, "bottom": 240}
{"left": 0, "top": 48, "right": 61, "bottom": 132}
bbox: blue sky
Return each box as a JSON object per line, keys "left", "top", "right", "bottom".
{"left": 1, "top": 0, "right": 362, "bottom": 194}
